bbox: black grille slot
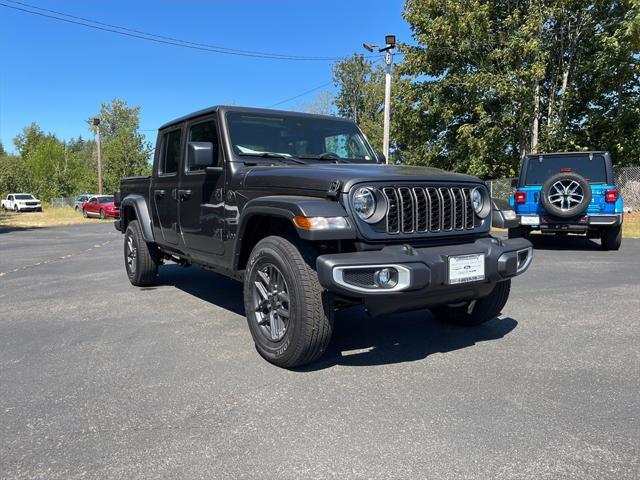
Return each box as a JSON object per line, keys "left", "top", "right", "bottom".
{"left": 383, "top": 188, "right": 399, "bottom": 234}
{"left": 374, "top": 184, "right": 481, "bottom": 235}
{"left": 440, "top": 188, "right": 453, "bottom": 230}
{"left": 413, "top": 188, "right": 428, "bottom": 232}
{"left": 452, "top": 188, "right": 465, "bottom": 230}
{"left": 398, "top": 187, "right": 414, "bottom": 232}
{"left": 426, "top": 187, "right": 441, "bottom": 231}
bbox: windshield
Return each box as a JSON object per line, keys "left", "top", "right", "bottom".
{"left": 97, "top": 196, "right": 114, "bottom": 204}
{"left": 225, "top": 112, "right": 376, "bottom": 163}
{"left": 15, "top": 194, "right": 34, "bottom": 200}
{"left": 524, "top": 155, "right": 608, "bottom": 185}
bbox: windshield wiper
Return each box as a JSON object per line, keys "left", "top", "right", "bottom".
{"left": 297, "top": 153, "right": 344, "bottom": 162}
{"left": 238, "top": 152, "right": 306, "bottom": 164}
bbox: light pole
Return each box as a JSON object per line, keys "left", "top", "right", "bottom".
{"left": 92, "top": 117, "right": 103, "bottom": 195}
{"left": 363, "top": 34, "right": 396, "bottom": 164}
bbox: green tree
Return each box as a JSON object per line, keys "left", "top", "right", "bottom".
{"left": 13, "top": 123, "right": 45, "bottom": 159}
{"left": 332, "top": 54, "right": 386, "bottom": 152}
{"left": 0, "top": 140, "right": 6, "bottom": 157}
{"left": 398, "top": 0, "right": 640, "bottom": 177}
{"left": 88, "top": 99, "right": 152, "bottom": 192}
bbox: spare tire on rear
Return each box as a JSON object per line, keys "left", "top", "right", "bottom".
{"left": 540, "top": 172, "right": 592, "bottom": 218}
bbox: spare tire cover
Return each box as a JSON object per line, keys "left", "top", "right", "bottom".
{"left": 540, "top": 172, "right": 592, "bottom": 218}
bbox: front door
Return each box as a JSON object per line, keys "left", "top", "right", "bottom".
{"left": 151, "top": 128, "right": 182, "bottom": 245}
{"left": 178, "top": 117, "right": 225, "bottom": 255}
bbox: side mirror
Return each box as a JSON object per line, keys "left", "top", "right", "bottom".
{"left": 188, "top": 141, "right": 216, "bottom": 169}
{"left": 376, "top": 151, "right": 387, "bottom": 164}
{"left": 510, "top": 178, "right": 518, "bottom": 188}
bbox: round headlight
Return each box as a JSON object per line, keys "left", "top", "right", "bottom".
{"left": 472, "top": 187, "right": 489, "bottom": 218}
{"left": 353, "top": 187, "right": 376, "bottom": 220}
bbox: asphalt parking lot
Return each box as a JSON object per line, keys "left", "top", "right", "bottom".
{"left": 1, "top": 223, "right": 638, "bottom": 479}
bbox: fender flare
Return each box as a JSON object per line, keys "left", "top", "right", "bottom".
{"left": 120, "top": 194, "right": 155, "bottom": 242}
{"left": 233, "top": 195, "right": 356, "bottom": 269}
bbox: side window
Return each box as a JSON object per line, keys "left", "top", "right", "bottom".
{"left": 8, "top": 195, "right": 13, "bottom": 201}
{"left": 90, "top": 198, "right": 97, "bottom": 204}
{"left": 187, "top": 120, "right": 219, "bottom": 171}
{"left": 160, "top": 129, "right": 182, "bottom": 175}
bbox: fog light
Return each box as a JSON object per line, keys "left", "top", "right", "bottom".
{"left": 374, "top": 267, "right": 398, "bottom": 288}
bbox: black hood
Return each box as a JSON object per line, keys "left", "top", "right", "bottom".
{"left": 243, "top": 163, "right": 482, "bottom": 193}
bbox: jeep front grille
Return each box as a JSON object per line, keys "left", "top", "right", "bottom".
{"left": 382, "top": 186, "right": 478, "bottom": 234}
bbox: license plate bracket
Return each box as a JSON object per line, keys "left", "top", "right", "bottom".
{"left": 447, "top": 253, "right": 485, "bottom": 285}
{"left": 520, "top": 215, "right": 540, "bottom": 226}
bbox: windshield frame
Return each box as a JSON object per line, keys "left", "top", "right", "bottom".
{"left": 223, "top": 110, "right": 378, "bottom": 165}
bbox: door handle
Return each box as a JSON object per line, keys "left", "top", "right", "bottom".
{"left": 154, "top": 189, "right": 166, "bottom": 199}
{"left": 177, "top": 189, "right": 192, "bottom": 201}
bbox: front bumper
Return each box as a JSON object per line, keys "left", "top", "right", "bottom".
{"left": 316, "top": 237, "right": 532, "bottom": 316}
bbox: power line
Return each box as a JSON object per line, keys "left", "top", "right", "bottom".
{"left": 266, "top": 82, "right": 333, "bottom": 108}
{"left": 0, "top": 0, "right": 376, "bottom": 62}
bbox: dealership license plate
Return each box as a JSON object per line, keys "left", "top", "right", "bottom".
{"left": 520, "top": 215, "right": 540, "bottom": 225}
{"left": 448, "top": 254, "right": 485, "bottom": 284}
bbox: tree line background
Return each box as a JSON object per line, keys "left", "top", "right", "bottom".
{"left": 1, "top": 0, "right": 638, "bottom": 202}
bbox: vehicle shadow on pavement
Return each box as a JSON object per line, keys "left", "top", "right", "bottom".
{"left": 155, "top": 264, "right": 245, "bottom": 316}
{"left": 297, "top": 309, "right": 518, "bottom": 371}
{"left": 528, "top": 234, "right": 602, "bottom": 251}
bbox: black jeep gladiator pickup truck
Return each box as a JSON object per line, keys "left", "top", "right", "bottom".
{"left": 115, "top": 106, "right": 533, "bottom": 368}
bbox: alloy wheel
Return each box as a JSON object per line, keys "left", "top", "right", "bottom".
{"left": 547, "top": 179, "right": 584, "bottom": 211}
{"left": 126, "top": 234, "right": 137, "bottom": 274}
{"left": 252, "top": 263, "right": 290, "bottom": 342}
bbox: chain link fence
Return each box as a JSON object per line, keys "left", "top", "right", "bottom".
{"left": 487, "top": 166, "right": 640, "bottom": 211}
{"left": 50, "top": 197, "right": 76, "bottom": 208}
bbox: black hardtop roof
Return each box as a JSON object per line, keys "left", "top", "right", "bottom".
{"left": 525, "top": 151, "right": 608, "bottom": 158}
{"left": 159, "top": 105, "right": 351, "bottom": 131}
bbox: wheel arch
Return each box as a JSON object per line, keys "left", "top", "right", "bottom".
{"left": 233, "top": 195, "right": 355, "bottom": 272}
{"left": 120, "top": 194, "right": 154, "bottom": 242}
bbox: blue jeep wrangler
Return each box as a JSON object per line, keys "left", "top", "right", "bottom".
{"left": 509, "top": 151, "right": 623, "bottom": 250}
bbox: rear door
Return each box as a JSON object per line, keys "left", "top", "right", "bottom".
{"left": 178, "top": 117, "right": 225, "bottom": 255}
{"left": 151, "top": 127, "right": 182, "bottom": 245}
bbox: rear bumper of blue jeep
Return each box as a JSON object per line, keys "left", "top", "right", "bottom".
{"left": 516, "top": 213, "right": 623, "bottom": 232}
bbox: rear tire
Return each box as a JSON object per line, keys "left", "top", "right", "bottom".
{"left": 601, "top": 226, "right": 622, "bottom": 251}
{"left": 432, "top": 280, "right": 511, "bottom": 326}
{"left": 124, "top": 219, "right": 160, "bottom": 286}
{"left": 243, "top": 235, "right": 333, "bottom": 369}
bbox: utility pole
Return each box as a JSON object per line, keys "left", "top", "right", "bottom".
{"left": 364, "top": 34, "right": 396, "bottom": 164}
{"left": 92, "top": 117, "right": 103, "bottom": 195}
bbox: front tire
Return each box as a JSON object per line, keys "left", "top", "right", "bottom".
{"left": 14, "top": 205, "right": 19, "bottom": 213}
{"left": 99, "top": 209, "right": 106, "bottom": 219}
{"left": 82, "top": 208, "right": 88, "bottom": 218}
{"left": 601, "top": 226, "right": 622, "bottom": 251}
{"left": 243, "top": 236, "right": 333, "bottom": 369}
{"left": 432, "top": 280, "right": 511, "bottom": 326}
{"left": 124, "top": 219, "right": 160, "bottom": 286}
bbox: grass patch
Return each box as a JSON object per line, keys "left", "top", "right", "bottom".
{"left": 0, "top": 206, "right": 113, "bottom": 232}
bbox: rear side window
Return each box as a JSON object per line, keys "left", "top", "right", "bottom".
{"left": 160, "top": 129, "right": 182, "bottom": 175}
{"left": 187, "top": 120, "right": 219, "bottom": 171}
{"left": 524, "top": 155, "right": 608, "bottom": 185}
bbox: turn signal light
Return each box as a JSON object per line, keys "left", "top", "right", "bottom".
{"left": 605, "top": 189, "right": 618, "bottom": 203}
{"left": 515, "top": 191, "right": 526, "bottom": 204}
{"left": 292, "top": 216, "right": 349, "bottom": 231}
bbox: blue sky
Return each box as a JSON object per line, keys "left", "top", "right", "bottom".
{"left": 0, "top": 0, "right": 411, "bottom": 152}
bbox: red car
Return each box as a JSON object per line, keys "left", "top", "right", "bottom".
{"left": 82, "top": 195, "right": 120, "bottom": 219}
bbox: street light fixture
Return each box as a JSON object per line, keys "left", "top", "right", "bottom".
{"left": 363, "top": 34, "right": 396, "bottom": 163}
{"left": 92, "top": 117, "right": 103, "bottom": 195}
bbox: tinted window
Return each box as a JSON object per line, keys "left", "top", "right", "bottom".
{"left": 161, "top": 129, "right": 182, "bottom": 174}
{"left": 226, "top": 112, "right": 375, "bottom": 163}
{"left": 524, "top": 155, "right": 608, "bottom": 185}
{"left": 188, "top": 120, "right": 218, "bottom": 171}
{"left": 89, "top": 198, "right": 97, "bottom": 204}
{"left": 98, "top": 196, "right": 114, "bottom": 204}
